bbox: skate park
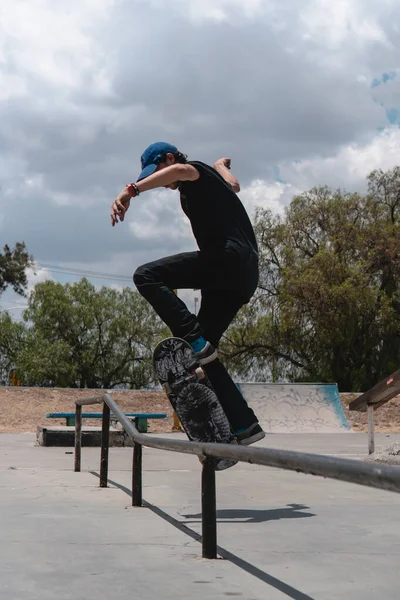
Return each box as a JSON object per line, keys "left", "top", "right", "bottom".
{"left": 1, "top": 376, "right": 400, "bottom": 600}
{"left": 2, "top": 1, "right": 400, "bottom": 598}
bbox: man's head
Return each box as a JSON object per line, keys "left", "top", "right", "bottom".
{"left": 137, "top": 142, "right": 187, "bottom": 189}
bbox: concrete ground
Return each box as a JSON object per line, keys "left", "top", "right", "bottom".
{"left": 1, "top": 432, "right": 400, "bottom": 600}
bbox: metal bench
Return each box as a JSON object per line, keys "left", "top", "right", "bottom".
{"left": 349, "top": 368, "right": 400, "bottom": 454}
{"left": 46, "top": 412, "right": 166, "bottom": 433}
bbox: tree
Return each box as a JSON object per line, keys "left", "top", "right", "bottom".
{"left": 16, "top": 278, "right": 168, "bottom": 388}
{"left": 0, "top": 312, "right": 27, "bottom": 384}
{"left": 0, "top": 242, "right": 34, "bottom": 297}
{"left": 221, "top": 167, "right": 400, "bottom": 392}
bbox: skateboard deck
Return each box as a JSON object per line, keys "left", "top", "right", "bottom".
{"left": 153, "top": 337, "right": 237, "bottom": 471}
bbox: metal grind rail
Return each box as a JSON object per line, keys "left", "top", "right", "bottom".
{"left": 74, "top": 393, "right": 400, "bottom": 559}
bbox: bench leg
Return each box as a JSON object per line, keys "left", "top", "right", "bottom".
{"left": 367, "top": 404, "right": 375, "bottom": 455}
{"left": 137, "top": 418, "right": 147, "bottom": 433}
{"left": 172, "top": 411, "right": 182, "bottom": 431}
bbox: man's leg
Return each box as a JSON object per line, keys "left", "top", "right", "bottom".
{"left": 133, "top": 251, "right": 206, "bottom": 342}
{"left": 134, "top": 249, "right": 246, "bottom": 343}
{"left": 197, "top": 290, "right": 264, "bottom": 442}
{"left": 134, "top": 251, "right": 264, "bottom": 444}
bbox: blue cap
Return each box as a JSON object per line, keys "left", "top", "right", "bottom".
{"left": 137, "top": 142, "right": 178, "bottom": 181}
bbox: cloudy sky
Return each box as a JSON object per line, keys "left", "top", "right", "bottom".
{"left": 1, "top": 0, "right": 400, "bottom": 315}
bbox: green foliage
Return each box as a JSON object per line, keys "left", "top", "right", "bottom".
{"left": 1, "top": 278, "right": 167, "bottom": 388}
{"left": 221, "top": 167, "right": 400, "bottom": 392}
{"left": 0, "top": 242, "right": 34, "bottom": 297}
{"left": 0, "top": 312, "right": 27, "bottom": 383}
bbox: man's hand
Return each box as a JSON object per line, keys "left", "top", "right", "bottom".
{"left": 110, "top": 187, "right": 132, "bottom": 227}
{"left": 214, "top": 157, "right": 231, "bottom": 170}
{"left": 213, "top": 157, "right": 240, "bottom": 192}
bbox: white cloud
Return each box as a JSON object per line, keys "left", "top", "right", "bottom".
{"left": 129, "top": 189, "right": 193, "bottom": 247}
{"left": 0, "top": 264, "right": 53, "bottom": 320}
{"left": 245, "top": 127, "right": 400, "bottom": 216}
{"left": 0, "top": 0, "right": 116, "bottom": 93}
{"left": 142, "top": 0, "right": 264, "bottom": 22}
{"left": 240, "top": 180, "right": 289, "bottom": 216}
{"left": 0, "top": 72, "right": 28, "bottom": 101}
{"left": 300, "top": 0, "right": 388, "bottom": 49}
{"left": 27, "top": 264, "right": 53, "bottom": 293}
{"left": 279, "top": 126, "right": 400, "bottom": 193}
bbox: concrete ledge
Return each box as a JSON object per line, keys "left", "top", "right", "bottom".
{"left": 37, "top": 425, "right": 134, "bottom": 447}
{"left": 364, "top": 442, "right": 400, "bottom": 466}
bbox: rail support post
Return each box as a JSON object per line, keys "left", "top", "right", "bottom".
{"left": 132, "top": 418, "right": 143, "bottom": 507}
{"left": 74, "top": 404, "right": 82, "bottom": 472}
{"left": 367, "top": 404, "right": 375, "bottom": 455}
{"left": 100, "top": 402, "right": 110, "bottom": 487}
{"left": 201, "top": 457, "right": 217, "bottom": 559}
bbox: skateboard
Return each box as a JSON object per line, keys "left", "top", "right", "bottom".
{"left": 153, "top": 337, "right": 238, "bottom": 471}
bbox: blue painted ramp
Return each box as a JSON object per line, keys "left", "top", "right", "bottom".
{"left": 237, "top": 383, "right": 352, "bottom": 433}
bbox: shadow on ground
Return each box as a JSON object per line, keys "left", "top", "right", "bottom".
{"left": 181, "top": 504, "right": 315, "bottom": 524}
{"left": 91, "top": 472, "right": 316, "bottom": 600}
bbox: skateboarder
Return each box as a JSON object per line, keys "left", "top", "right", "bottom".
{"left": 110, "top": 142, "right": 265, "bottom": 446}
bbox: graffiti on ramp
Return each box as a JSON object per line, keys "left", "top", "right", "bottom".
{"left": 237, "top": 383, "right": 351, "bottom": 433}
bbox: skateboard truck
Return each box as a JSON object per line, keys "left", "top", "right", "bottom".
{"left": 162, "top": 366, "right": 205, "bottom": 395}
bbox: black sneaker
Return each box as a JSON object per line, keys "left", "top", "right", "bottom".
{"left": 234, "top": 423, "right": 265, "bottom": 446}
{"left": 195, "top": 341, "right": 218, "bottom": 365}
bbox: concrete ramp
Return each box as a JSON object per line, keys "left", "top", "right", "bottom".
{"left": 238, "top": 383, "right": 351, "bottom": 433}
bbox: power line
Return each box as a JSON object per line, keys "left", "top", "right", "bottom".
{"left": 0, "top": 265, "right": 133, "bottom": 312}
{"left": 36, "top": 262, "right": 133, "bottom": 283}
{"left": 0, "top": 300, "right": 28, "bottom": 307}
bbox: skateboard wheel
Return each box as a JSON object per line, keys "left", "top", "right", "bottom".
{"left": 162, "top": 382, "right": 172, "bottom": 394}
{"left": 195, "top": 367, "right": 205, "bottom": 380}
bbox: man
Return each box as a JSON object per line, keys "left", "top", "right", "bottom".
{"left": 110, "top": 141, "right": 265, "bottom": 445}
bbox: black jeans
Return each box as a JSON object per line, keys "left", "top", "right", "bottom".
{"left": 134, "top": 249, "right": 259, "bottom": 430}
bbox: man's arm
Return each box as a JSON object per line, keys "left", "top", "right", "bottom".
{"left": 110, "top": 164, "right": 199, "bottom": 226}
{"left": 137, "top": 163, "right": 199, "bottom": 192}
{"left": 213, "top": 158, "right": 240, "bottom": 193}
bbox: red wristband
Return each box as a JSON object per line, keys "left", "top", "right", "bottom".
{"left": 126, "top": 184, "right": 136, "bottom": 198}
